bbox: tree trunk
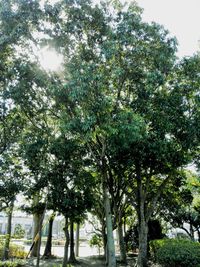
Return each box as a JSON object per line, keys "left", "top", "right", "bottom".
{"left": 103, "top": 184, "right": 116, "bottom": 267}
{"left": 69, "top": 220, "right": 76, "bottom": 263}
{"left": 136, "top": 163, "right": 149, "bottom": 267}
{"left": 102, "top": 222, "right": 107, "bottom": 258}
{"left": 43, "top": 215, "right": 54, "bottom": 258}
{"left": 36, "top": 209, "right": 46, "bottom": 267}
{"left": 197, "top": 229, "right": 200, "bottom": 243}
{"left": 2, "top": 200, "right": 14, "bottom": 260}
{"left": 189, "top": 223, "right": 195, "bottom": 241}
{"left": 62, "top": 217, "right": 69, "bottom": 267}
{"left": 75, "top": 223, "right": 80, "bottom": 257}
{"left": 137, "top": 218, "right": 148, "bottom": 267}
{"left": 118, "top": 219, "right": 127, "bottom": 263}
{"left": 123, "top": 216, "right": 126, "bottom": 236}
{"left": 31, "top": 213, "right": 42, "bottom": 257}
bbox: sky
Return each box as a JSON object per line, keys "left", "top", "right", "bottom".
{"left": 134, "top": 0, "right": 200, "bottom": 58}
{"left": 41, "top": 0, "right": 200, "bottom": 70}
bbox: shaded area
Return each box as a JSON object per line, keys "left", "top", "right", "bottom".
{"left": 26, "top": 255, "right": 137, "bottom": 266}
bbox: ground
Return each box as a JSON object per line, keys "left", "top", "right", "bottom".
{"left": 26, "top": 255, "right": 137, "bottom": 266}
{"left": 25, "top": 255, "right": 160, "bottom": 266}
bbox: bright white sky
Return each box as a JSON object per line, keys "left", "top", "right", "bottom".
{"left": 134, "top": 0, "right": 200, "bottom": 58}
{"left": 39, "top": 47, "right": 63, "bottom": 71}
{"left": 40, "top": 0, "right": 200, "bottom": 70}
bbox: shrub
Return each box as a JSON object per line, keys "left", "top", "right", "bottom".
{"left": 0, "top": 260, "right": 25, "bottom": 267}
{"left": 150, "top": 238, "right": 200, "bottom": 267}
{"left": 13, "top": 224, "right": 25, "bottom": 239}
{"left": 149, "top": 239, "right": 166, "bottom": 260}
{"left": 0, "top": 236, "right": 4, "bottom": 246}
{"left": 89, "top": 234, "right": 103, "bottom": 255}
{"left": 9, "top": 244, "right": 27, "bottom": 259}
{"left": 0, "top": 243, "right": 27, "bottom": 259}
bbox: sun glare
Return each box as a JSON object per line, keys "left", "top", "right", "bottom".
{"left": 39, "top": 47, "right": 63, "bottom": 71}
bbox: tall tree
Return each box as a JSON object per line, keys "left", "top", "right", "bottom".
{"left": 48, "top": 135, "right": 95, "bottom": 266}
{"left": 46, "top": 2, "right": 200, "bottom": 267}
{"left": 0, "top": 149, "right": 24, "bottom": 260}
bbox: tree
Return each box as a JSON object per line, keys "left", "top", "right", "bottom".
{"left": 43, "top": 212, "right": 56, "bottom": 258}
{"left": 48, "top": 135, "right": 95, "bottom": 266}
{"left": 0, "top": 0, "right": 45, "bottom": 155}
{"left": 162, "top": 171, "right": 200, "bottom": 241}
{"left": 46, "top": 2, "right": 200, "bottom": 266}
{"left": 0, "top": 2, "right": 54, "bottom": 259}
{"left": 0, "top": 1, "right": 199, "bottom": 267}
{"left": 0, "top": 149, "right": 24, "bottom": 260}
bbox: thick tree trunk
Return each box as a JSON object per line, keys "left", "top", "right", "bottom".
{"left": 118, "top": 219, "right": 127, "bottom": 263}
{"left": 2, "top": 201, "right": 14, "bottom": 260}
{"left": 69, "top": 220, "right": 76, "bottom": 263}
{"left": 137, "top": 218, "right": 148, "bottom": 267}
{"left": 62, "top": 217, "right": 69, "bottom": 267}
{"left": 36, "top": 209, "right": 46, "bottom": 267}
{"left": 75, "top": 223, "right": 80, "bottom": 257}
{"left": 103, "top": 184, "right": 116, "bottom": 267}
{"left": 43, "top": 216, "right": 54, "bottom": 258}
{"left": 31, "top": 213, "right": 42, "bottom": 257}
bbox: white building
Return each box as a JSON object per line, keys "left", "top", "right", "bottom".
{"left": 0, "top": 212, "right": 33, "bottom": 237}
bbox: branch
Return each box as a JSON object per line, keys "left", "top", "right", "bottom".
{"left": 88, "top": 220, "right": 102, "bottom": 235}
{"left": 146, "top": 175, "right": 171, "bottom": 221}
{"left": 179, "top": 226, "right": 192, "bottom": 239}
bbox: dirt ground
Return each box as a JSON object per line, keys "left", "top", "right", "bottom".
{"left": 26, "top": 255, "right": 137, "bottom": 266}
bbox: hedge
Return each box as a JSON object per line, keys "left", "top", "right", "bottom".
{"left": 150, "top": 238, "right": 200, "bottom": 267}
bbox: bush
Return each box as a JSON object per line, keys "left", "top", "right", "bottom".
{"left": 0, "top": 243, "right": 27, "bottom": 259}
{"left": 0, "top": 260, "right": 25, "bottom": 267}
{"left": 9, "top": 244, "right": 27, "bottom": 259}
{"left": 13, "top": 224, "right": 25, "bottom": 239}
{"left": 150, "top": 238, "right": 200, "bottom": 267}
{"left": 149, "top": 239, "right": 166, "bottom": 260}
{"left": 89, "top": 234, "right": 103, "bottom": 255}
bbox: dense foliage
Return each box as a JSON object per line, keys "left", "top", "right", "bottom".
{"left": 150, "top": 239, "right": 200, "bottom": 267}
{"left": 0, "top": 0, "right": 199, "bottom": 266}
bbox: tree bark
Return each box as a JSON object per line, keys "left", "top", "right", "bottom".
{"left": 137, "top": 219, "right": 148, "bottom": 267}
{"left": 118, "top": 218, "right": 127, "bottom": 263}
{"left": 103, "top": 184, "right": 116, "bottom": 267}
{"left": 2, "top": 200, "right": 14, "bottom": 260}
{"left": 136, "top": 164, "right": 148, "bottom": 267}
{"left": 69, "top": 220, "right": 76, "bottom": 263}
{"left": 31, "top": 213, "right": 42, "bottom": 257}
{"left": 95, "top": 138, "right": 116, "bottom": 266}
{"left": 75, "top": 223, "right": 80, "bottom": 257}
{"left": 36, "top": 209, "right": 46, "bottom": 267}
{"left": 62, "top": 217, "right": 69, "bottom": 267}
{"left": 123, "top": 216, "right": 126, "bottom": 236}
{"left": 189, "top": 223, "right": 195, "bottom": 241}
{"left": 102, "top": 222, "right": 107, "bottom": 258}
{"left": 43, "top": 215, "right": 54, "bottom": 258}
{"left": 197, "top": 229, "right": 200, "bottom": 243}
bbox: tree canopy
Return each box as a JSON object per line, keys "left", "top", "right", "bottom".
{"left": 0, "top": 1, "right": 199, "bottom": 267}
